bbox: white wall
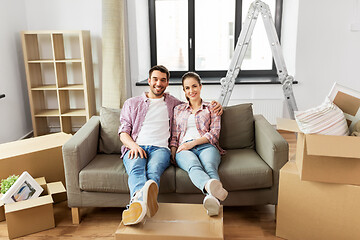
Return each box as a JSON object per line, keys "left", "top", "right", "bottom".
{"left": 0, "top": 0, "right": 30, "bottom": 144}
{"left": 295, "top": 0, "right": 360, "bottom": 110}
{"left": 25, "top": 0, "right": 103, "bottom": 113}
{"left": 0, "top": 0, "right": 102, "bottom": 143}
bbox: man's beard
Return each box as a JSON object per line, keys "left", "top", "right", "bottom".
{"left": 151, "top": 86, "right": 165, "bottom": 96}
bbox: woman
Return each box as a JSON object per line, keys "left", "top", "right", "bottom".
{"left": 170, "top": 72, "right": 227, "bottom": 216}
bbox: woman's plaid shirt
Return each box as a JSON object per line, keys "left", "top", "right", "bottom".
{"left": 170, "top": 101, "right": 225, "bottom": 155}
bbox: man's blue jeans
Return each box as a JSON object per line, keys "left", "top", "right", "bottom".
{"left": 175, "top": 143, "right": 221, "bottom": 194}
{"left": 123, "top": 145, "right": 171, "bottom": 198}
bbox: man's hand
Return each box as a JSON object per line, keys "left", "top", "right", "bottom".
{"left": 210, "top": 100, "right": 223, "bottom": 116}
{"left": 120, "top": 132, "right": 147, "bottom": 159}
{"left": 128, "top": 145, "right": 147, "bottom": 159}
{"left": 177, "top": 140, "right": 196, "bottom": 153}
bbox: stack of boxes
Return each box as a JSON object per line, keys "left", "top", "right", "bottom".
{"left": 276, "top": 89, "right": 360, "bottom": 240}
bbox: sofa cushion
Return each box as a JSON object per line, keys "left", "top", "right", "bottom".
{"left": 219, "top": 103, "right": 254, "bottom": 149}
{"left": 175, "top": 148, "right": 272, "bottom": 193}
{"left": 79, "top": 154, "right": 175, "bottom": 193}
{"left": 98, "top": 107, "right": 123, "bottom": 154}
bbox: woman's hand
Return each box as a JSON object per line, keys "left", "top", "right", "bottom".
{"left": 177, "top": 140, "right": 196, "bottom": 153}
{"left": 170, "top": 147, "right": 177, "bottom": 165}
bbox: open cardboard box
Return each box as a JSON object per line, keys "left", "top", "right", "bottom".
{"left": 4, "top": 177, "right": 66, "bottom": 239}
{"left": 115, "top": 203, "right": 224, "bottom": 240}
{"left": 277, "top": 118, "right": 360, "bottom": 185}
{"left": 0, "top": 132, "right": 72, "bottom": 189}
{"left": 276, "top": 161, "right": 360, "bottom": 240}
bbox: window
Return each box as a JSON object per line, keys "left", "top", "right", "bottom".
{"left": 149, "top": 0, "right": 283, "bottom": 79}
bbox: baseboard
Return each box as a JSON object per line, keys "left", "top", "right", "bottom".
{"left": 19, "top": 130, "right": 34, "bottom": 140}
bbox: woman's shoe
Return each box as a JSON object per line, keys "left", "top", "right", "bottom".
{"left": 205, "top": 179, "right": 228, "bottom": 201}
{"left": 203, "top": 194, "right": 220, "bottom": 216}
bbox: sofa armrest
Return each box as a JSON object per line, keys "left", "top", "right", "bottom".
{"left": 254, "top": 114, "right": 288, "bottom": 172}
{"left": 62, "top": 116, "right": 100, "bottom": 206}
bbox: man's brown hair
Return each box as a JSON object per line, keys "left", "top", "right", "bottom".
{"left": 149, "top": 65, "right": 170, "bottom": 81}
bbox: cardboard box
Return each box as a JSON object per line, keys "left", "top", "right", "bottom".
{"left": 277, "top": 118, "right": 360, "bottom": 185}
{"left": 0, "top": 132, "right": 72, "bottom": 187}
{"left": 4, "top": 178, "right": 66, "bottom": 239}
{"left": 115, "top": 203, "right": 223, "bottom": 240}
{"left": 0, "top": 194, "right": 4, "bottom": 222}
{"left": 276, "top": 162, "right": 360, "bottom": 240}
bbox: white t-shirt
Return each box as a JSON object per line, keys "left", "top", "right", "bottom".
{"left": 181, "top": 114, "right": 201, "bottom": 144}
{"left": 136, "top": 97, "right": 170, "bottom": 148}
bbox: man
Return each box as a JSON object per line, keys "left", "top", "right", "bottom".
{"left": 118, "top": 65, "right": 222, "bottom": 225}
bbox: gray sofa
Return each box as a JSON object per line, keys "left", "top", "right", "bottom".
{"left": 62, "top": 103, "right": 288, "bottom": 223}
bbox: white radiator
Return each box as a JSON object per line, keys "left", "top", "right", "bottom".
{"left": 227, "top": 99, "right": 284, "bottom": 125}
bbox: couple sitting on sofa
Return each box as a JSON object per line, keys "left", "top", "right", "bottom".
{"left": 118, "top": 65, "right": 228, "bottom": 225}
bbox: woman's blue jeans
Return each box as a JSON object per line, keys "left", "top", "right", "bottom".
{"left": 123, "top": 145, "right": 171, "bottom": 198}
{"left": 175, "top": 143, "right": 221, "bottom": 194}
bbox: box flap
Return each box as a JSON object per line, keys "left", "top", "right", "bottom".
{"left": 35, "top": 177, "right": 47, "bottom": 186}
{"left": 305, "top": 134, "right": 360, "bottom": 158}
{"left": 47, "top": 182, "right": 66, "bottom": 195}
{"left": 277, "top": 118, "right": 301, "bottom": 133}
{"left": 0, "top": 132, "right": 72, "bottom": 159}
{"left": 4, "top": 195, "right": 53, "bottom": 213}
{"left": 280, "top": 161, "right": 298, "bottom": 175}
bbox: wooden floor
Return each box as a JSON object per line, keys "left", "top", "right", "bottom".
{"left": 0, "top": 131, "right": 296, "bottom": 240}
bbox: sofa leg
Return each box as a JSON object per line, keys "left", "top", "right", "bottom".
{"left": 72, "top": 207, "right": 81, "bottom": 225}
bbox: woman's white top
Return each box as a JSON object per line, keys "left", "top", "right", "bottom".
{"left": 181, "top": 114, "right": 201, "bottom": 144}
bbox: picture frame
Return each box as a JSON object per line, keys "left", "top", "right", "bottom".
{"left": 0, "top": 171, "right": 43, "bottom": 204}
{"left": 328, "top": 82, "right": 360, "bottom": 132}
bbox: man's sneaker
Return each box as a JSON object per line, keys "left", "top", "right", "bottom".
{"left": 142, "top": 180, "right": 159, "bottom": 217}
{"left": 203, "top": 194, "right": 220, "bottom": 216}
{"left": 205, "top": 179, "right": 228, "bottom": 201}
{"left": 122, "top": 197, "right": 146, "bottom": 225}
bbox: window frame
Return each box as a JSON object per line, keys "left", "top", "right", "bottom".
{"left": 148, "top": 0, "right": 283, "bottom": 79}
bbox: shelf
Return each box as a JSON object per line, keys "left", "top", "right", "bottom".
{"left": 35, "top": 109, "right": 60, "bottom": 117}
{"left": 22, "top": 30, "right": 95, "bottom": 136}
{"left": 55, "top": 59, "right": 82, "bottom": 63}
{"left": 58, "top": 84, "right": 84, "bottom": 90}
{"left": 31, "top": 85, "right": 57, "bottom": 90}
{"left": 27, "top": 59, "right": 82, "bottom": 63}
{"left": 61, "top": 109, "right": 87, "bottom": 116}
{"left": 28, "top": 60, "right": 54, "bottom": 63}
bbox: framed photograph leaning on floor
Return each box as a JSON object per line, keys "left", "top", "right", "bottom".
{"left": 0, "top": 171, "right": 43, "bottom": 204}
